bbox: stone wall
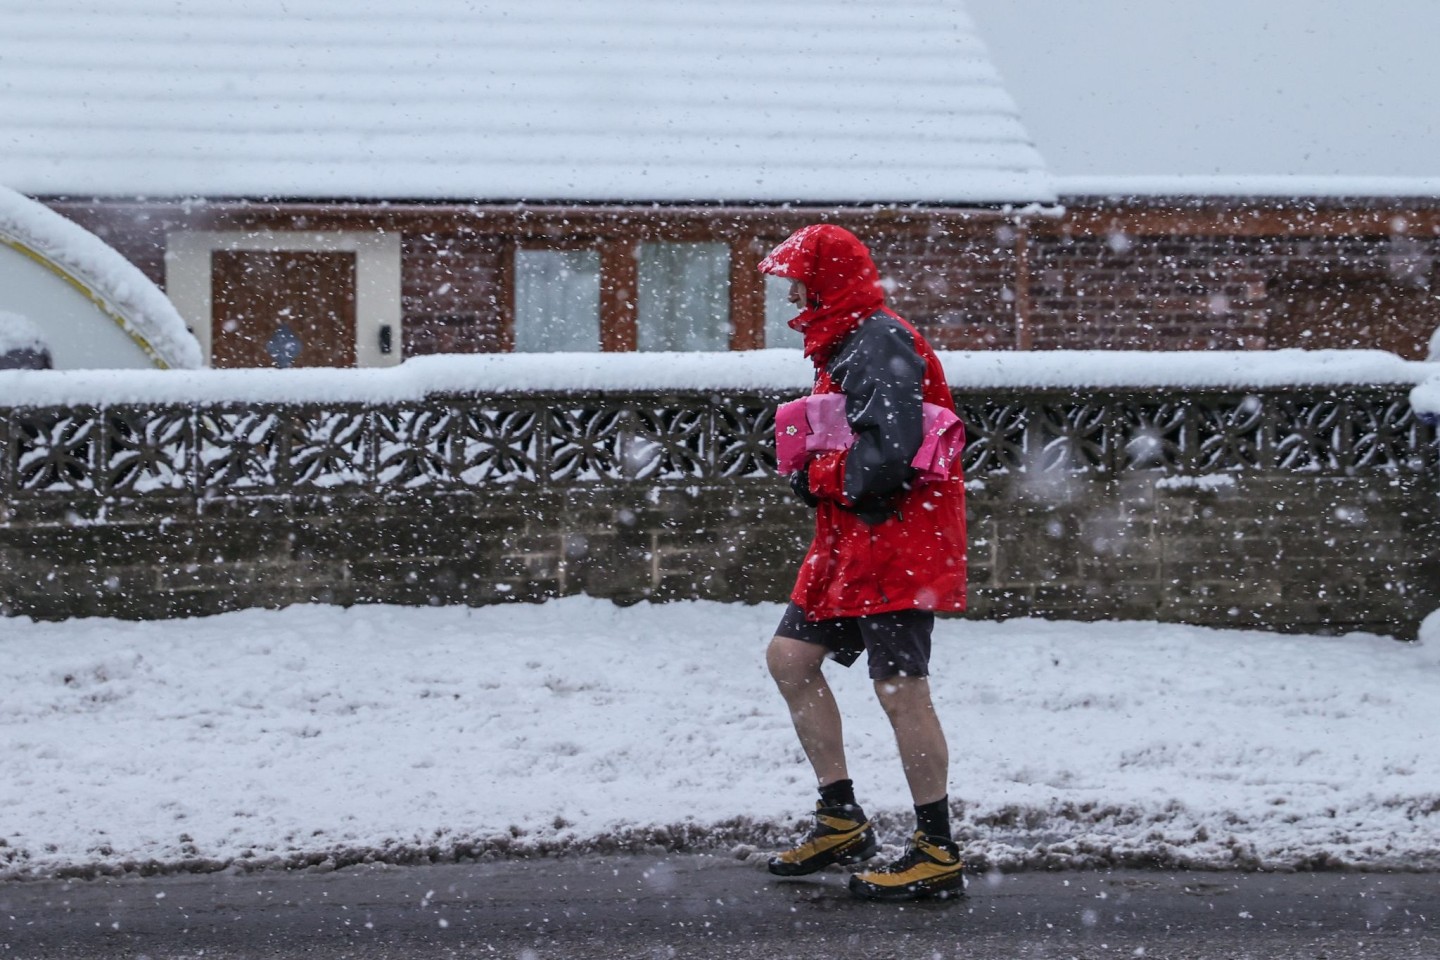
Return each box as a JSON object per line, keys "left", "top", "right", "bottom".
{"left": 966, "top": 471, "right": 1437, "bottom": 634}
{"left": 2, "top": 385, "right": 1436, "bottom": 637}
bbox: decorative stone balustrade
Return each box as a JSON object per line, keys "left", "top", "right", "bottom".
{"left": 4, "top": 387, "right": 1430, "bottom": 497}
{"left": 2, "top": 381, "right": 1436, "bottom": 636}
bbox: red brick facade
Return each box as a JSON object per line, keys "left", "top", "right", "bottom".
{"left": 41, "top": 196, "right": 1440, "bottom": 363}
{"left": 869, "top": 226, "right": 1019, "bottom": 350}
{"left": 1023, "top": 199, "right": 1440, "bottom": 358}
{"left": 401, "top": 234, "right": 511, "bottom": 355}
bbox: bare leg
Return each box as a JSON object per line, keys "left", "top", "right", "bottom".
{"left": 872, "top": 675, "right": 949, "bottom": 805}
{"left": 766, "top": 635, "right": 849, "bottom": 787}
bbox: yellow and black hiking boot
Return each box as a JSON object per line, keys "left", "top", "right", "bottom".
{"left": 848, "top": 831, "right": 966, "bottom": 900}
{"left": 767, "top": 802, "right": 878, "bottom": 876}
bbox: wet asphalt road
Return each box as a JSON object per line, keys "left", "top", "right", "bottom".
{"left": 1, "top": 854, "right": 1437, "bottom": 959}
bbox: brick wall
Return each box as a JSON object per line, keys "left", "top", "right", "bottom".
{"left": 35, "top": 197, "right": 1440, "bottom": 361}
{"left": 1026, "top": 234, "right": 1270, "bottom": 350}
{"left": 1027, "top": 230, "right": 1440, "bottom": 356}
{"left": 400, "top": 234, "right": 511, "bottom": 354}
{"left": 1031, "top": 199, "right": 1440, "bottom": 358}
{"left": 869, "top": 225, "right": 1019, "bottom": 350}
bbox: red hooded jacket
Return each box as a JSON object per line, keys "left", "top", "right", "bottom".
{"left": 760, "top": 225, "right": 967, "bottom": 619}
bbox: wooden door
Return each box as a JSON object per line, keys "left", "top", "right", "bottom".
{"left": 212, "top": 251, "right": 357, "bottom": 368}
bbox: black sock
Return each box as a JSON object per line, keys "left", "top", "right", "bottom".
{"left": 818, "top": 778, "right": 858, "bottom": 810}
{"left": 915, "top": 797, "right": 951, "bottom": 841}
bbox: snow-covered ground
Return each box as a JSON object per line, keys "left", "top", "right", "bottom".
{"left": 3, "top": 597, "right": 1438, "bottom": 881}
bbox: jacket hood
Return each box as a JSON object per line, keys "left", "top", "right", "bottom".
{"left": 759, "top": 224, "right": 886, "bottom": 363}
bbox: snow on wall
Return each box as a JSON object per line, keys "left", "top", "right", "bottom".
{"left": 0, "top": 310, "right": 45, "bottom": 355}
{"left": 0, "top": 185, "right": 202, "bottom": 369}
{"left": 0, "top": 349, "right": 1430, "bottom": 407}
{"left": 0, "top": 0, "right": 1052, "bottom": 204}
{"left": 1409, "top": 379, "right": 1440, "bottom": 419}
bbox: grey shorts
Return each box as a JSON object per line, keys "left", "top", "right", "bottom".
{"left": 775, "top": 603, "right": 935, "bottom": 680}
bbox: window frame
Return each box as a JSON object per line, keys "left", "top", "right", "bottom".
{"left": 509, "top": 227, "right": 769, "bottom": 352}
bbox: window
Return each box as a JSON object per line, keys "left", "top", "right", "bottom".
{"left": 636, "top": 242, "right": 731, "bottom": 351}
{"left": 511, "top": 239, "right": 756, "bottom": 352}
{"left": 513, "top": 248, "right": 601, "bottom": 352}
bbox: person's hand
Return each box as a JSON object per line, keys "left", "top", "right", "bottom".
{"left": 789, "top": 466, "right": 820, "bottom": 507}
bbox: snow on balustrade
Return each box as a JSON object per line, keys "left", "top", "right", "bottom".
{"left": 1, "top": 350, "right": 1436, "bottom": 501}
{"left": 0, "top": 349, "right": 1433, "bottom": 407}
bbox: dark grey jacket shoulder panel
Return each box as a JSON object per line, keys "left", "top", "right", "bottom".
{"left": 826, "top": 313, "right": 925, "bottom": 504}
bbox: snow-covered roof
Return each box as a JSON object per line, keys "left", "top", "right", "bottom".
{"left": 967, "top": 1, "right": 1440, "bottom": 197}
{"left": 0, "top": 184, "right": 202, "bottom": 369}
{"left": 0, "top": 0, "right": 1054, "bottom": 205}
{"left": 1055, "top": 176, "right": 1440, "bottom": 201}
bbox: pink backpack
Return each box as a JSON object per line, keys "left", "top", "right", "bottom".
{"left": 775, "top": 393, "right": 965, "bottom": 483}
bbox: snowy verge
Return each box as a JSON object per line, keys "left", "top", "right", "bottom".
{"left": 0, "top": 348, "right": 1430, "bottom": 407}
{"left": 1409, "top": 377, "right": 1440, "bottom": 422}
{"left": 2, "top": 599, "right": 1437, "bottom": 880}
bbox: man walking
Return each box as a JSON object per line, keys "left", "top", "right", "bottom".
{"left": 761, "top": 224, "right": 968, "bottom": 900}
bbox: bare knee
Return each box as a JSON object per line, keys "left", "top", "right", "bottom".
{"left": 767, "top": 635, "right": 826, "bottom": 691}
{"left": 873, "top": 675, "right": 934, "bottom": 723}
